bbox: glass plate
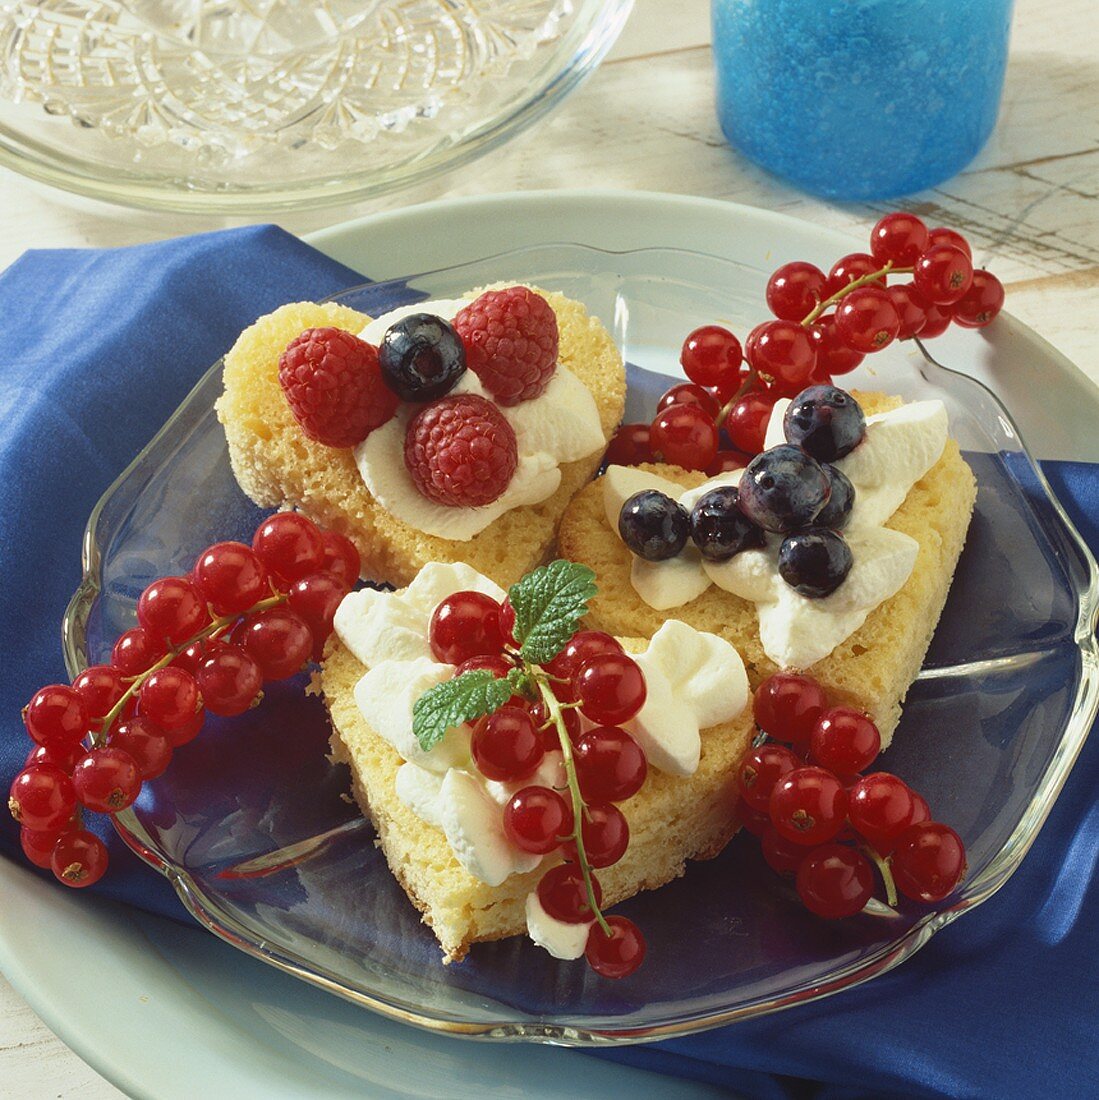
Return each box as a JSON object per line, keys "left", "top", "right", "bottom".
{"left": 0, "top": 1, "right": 631, "bottom": 214}
{"left": 63, "top": 243, "right": 1099, "bottom": 1043}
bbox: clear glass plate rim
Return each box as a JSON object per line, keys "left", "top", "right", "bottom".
{"left": 58, "top": 241, "right": 1099, "bottom": 1044}
{"left": 0, "top": 1, "right": 634, "bottom": 215}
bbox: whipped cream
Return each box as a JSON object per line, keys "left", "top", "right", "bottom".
{"left": 354, "top": 299, "right": 606, "bottom": 541}
{"left": 333, "top": 561, "right": 750, "bottom": 915}
{"left": 605, "top": 397, "right": 949, "bottom": 669}
{"left": 525, "top": 892, "right": 592, "bottom": 960}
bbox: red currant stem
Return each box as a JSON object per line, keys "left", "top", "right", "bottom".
{"left": 860, "top": 843, "right": 899, "bottom": 908}
{"left": 800, "top": 262, "right": 911, "bottom": 327}
{"left": 532, "top": 669, "right": 612, "bottom": 937}
{"left": 715, "top": 365, "right": 763, "bottom": 430}
{"left": 93, "top": 593, "right": 288, "bottom": 746}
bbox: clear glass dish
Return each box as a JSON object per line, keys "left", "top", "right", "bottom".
{"left": 63, "top": 244, "right": 1099, "bottom": 1043}
{"left": 0, "top": 1, "right": 631, "bottom": 214}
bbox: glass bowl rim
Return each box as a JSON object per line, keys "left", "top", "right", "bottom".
{"left": 60, "top": 240, "right": 1099, "bottom": 1044}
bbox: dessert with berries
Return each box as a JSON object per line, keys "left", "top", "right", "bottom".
{"left": 319, "top": 559, "right": 755, "bottom": 967}
{"left": 217, "top": 286, "right": 625, "bottom": 588}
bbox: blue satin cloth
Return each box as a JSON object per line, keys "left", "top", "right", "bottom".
{"left": 0, "top": 229, "right": 1095, "bottom": 1098}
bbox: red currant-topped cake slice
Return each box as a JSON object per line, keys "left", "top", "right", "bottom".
{"left": 217, "top": 286, "right": 625, "bottom": 588}
{"left": 319, "top": 559, "right": 756, "bottom": 968}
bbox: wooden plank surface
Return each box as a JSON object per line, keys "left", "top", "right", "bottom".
{"left": 1, "top": 0, "right": 1096, "bottom": 1094}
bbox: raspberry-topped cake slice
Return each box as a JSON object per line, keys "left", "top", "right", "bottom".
{"left": 217, "top": 285, "right": 625, "bottom": 588}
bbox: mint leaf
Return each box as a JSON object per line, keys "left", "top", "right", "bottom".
{"left": 508, "top": 560, "right": 597, "bottom": 665}
{"left": 412, "top": 671, "right": 514, "bottom": 752}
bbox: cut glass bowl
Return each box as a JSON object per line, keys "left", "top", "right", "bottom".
{"left": 63, "top": 243, "right": 1099, "bottom": 1042}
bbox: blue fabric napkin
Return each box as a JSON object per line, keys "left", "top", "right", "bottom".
{"left": 1, "top": 228, "right": 1096, "bottom": 1099}
{"left": 0, "top": 226, "right": 364, "bottom": 917}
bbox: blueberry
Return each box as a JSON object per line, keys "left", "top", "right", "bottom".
{"left": 618, "top": 490, "right": 689, "bottom": 561}
{"left": 783, "top": 385, "right": 866, "bottom": 462}
{"left": 689, "top": 486, "right": 765, "bottom": 561}
{"left": 379, "top": 313, "right": 466, "bottom": 402}
{"left": 815, "top": 464, "right": 855, "bottom": 530}
{"left": 778, "top": 528, "right": 853, "bottom": 598}
{"left": 737, "top": 444, "right": 831, "bottom": 533}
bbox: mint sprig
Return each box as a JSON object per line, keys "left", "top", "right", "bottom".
{"left": 507, "top": 559, "right": 597, "bottom": 665}
{"left": 412, "top": 668, "right": 526, "bottom": 752}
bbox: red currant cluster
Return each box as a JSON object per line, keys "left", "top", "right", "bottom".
{"left": 735, "top": 673, "right": 966, "bottom": 918}
{"left": 426, "top": 590, "right": 650, "bottom": 979}
{"left": 606, "top": 213, "right": 1005, "bottom": 473}
{"left": 9, "top": 513, "right": 359, "bottom": 889}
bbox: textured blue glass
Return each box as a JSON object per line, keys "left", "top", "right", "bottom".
{"left": 712, "top": 0, "right": 1014, "bottom": 199}
{"left": 63, "top": 244, "right": 1097, "bottom": 1042}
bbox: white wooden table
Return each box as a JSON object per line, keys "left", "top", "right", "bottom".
{"left": 2, "top": 0, "right": 1097, "bottom": 1093}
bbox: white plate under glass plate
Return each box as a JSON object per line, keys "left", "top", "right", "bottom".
{"left": 2, "top": 191, "right": 1097, "bottom": 1097}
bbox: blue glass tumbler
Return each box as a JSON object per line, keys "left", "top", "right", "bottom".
{"left": 712, "top": 0, "right": 1014, "bottom": 200}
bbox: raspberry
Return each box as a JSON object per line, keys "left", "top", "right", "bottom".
{"left": 278, "top": 328, "right": 398, "bottom": 448}
{"left": 404, "top": 395, "right": 518, "bottom": 507}
{"left": 453, "top": 287, "right": 558, "bottom": 405}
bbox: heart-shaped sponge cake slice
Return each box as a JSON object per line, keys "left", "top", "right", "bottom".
{"left": 558, "top": 391, "right": 977, "bottom": 746}
{"left": 216, "top": 288, "right": 625, "bottom": 589}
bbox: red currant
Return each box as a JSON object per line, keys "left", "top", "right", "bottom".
{"left": 891, "top": 821, "right": 966, "bottom": 902}
{"left": 736, "top": 798, "right": 772, "bottom": 837}
{"left": 917, "top": 302, "right": 953, "bottom": 339}
{"left": 724, "top": 392, "right": 777, "bottom": 454}
{"left": 869, "top": 212, "right": 929, "bottom": 267}
{"left": 748, "top": 320, "right": 818, "bottom": 392}
{"left": 165, "top": 711, "right": 204, "bottom": 748}
{"left": 887, "top": 284, "right": 930, "bottom": 340}
{"left": 72, "top": 666, "right": 126, "bottom": 720}
{"left": 498, "top": 596, "right": 517, "bottom": 645}
{"left": 564, "top": 802, "right": 630, "bottom": 868}
{"left": 72, "top": 747, "right": 142, "bottom": 813}
{"left": 139, "top": 667, "right": 200, "bottom": 730}
{"left": 585, "top": 915, "right": 645, "bottom": 979}
{"left": 649, "top": 403, "right": 719, "bottom": 471}
{"left": 574, "top": 727, "right": 647, "bottom": 803}
{"left": 769, "top": 766, "right": 848, "bottom": 846}
{"left": 753, "top": 673, "right": 826, "bottom": 747}
{"left": 680, "top": 325, "right": 743, "bottom": 389}
{"left": 658, "top": 382, "right": 721, "bottom": 419}
{"left": 952, "top": 270, "right": 1005, "bottom": 328}
{"left": 109, "top": 718, "right": 173, "bottom": 780}
{"left": 287, "top": 573, "right": 349, "bottom": 657}
{"left": 926, "top": 226, "right": 971, "bottom": 259}
{"left": 529, "top": 697, "right": 581, "bottom": 749}
{"left": 8, "top": 765, "right": 76, "bottom": 831}
{"left": 252, "top": 512, "right": 325, "bottom": 588}
{"left": 537, "top": 863, "right": 602, "bottom": 923}
{"left": 573, "top": 653, "right": 646, "bottom": 725}
{"left": 835, "top": 287, "right": 900, "bottom": 353}
{"left": 503, "top": 786, "right": 573, "bottom": 854}
{"left": 766, "top": 261, "right": 827, "bottom": 321}
{"left": 910, "top": 790, "right": 931, "bottom": 826}
{"left": 137, "top": 576, "right": 208, "bottom": 646}
{"left": 796, "top": 844, "right": 874, "bottom": 918}
{"left": 827, "top": 253, "right": 884, "bottom": 295}
{"left": 545, "top": 631, "right": 624, "bottom": 683}
{"left": 470, "top": 705, "right": 543, "bottom": 782}
{"left": 706, "top": 450, "right": 752, "bottom": 476}
{"left": 21, "top": 825, "right": 72, "bottom": 869}
{"left": 913, "top": 245, "right": 973, "bottom": 305}
{"left": 847, "top": 772, "right": 919, "bottom": 852}
{"left": 25, "top": 742, "right": 84, "bottom": 774}
{"left": 319, "top": 530, "right": 361, "bottom": 587}
{"left": 193, "top": 541, "right": 269, "bottom": 615}
{"left": 810, "top": 317, "right": 865, "bottom": 376}
{"left": 736, "top": 742, "right": 801, "bottom": 811}
{"left": 23, "top": 685, "right": 89, "bottom": 747}
{"left": 761, "top": 825, "right": 808, "bottom": 876}
{"left": 455, "top": 654, "right": 513, "bottom": 679}
{"left": 236, "top": 607, "right": 314, "bottom": 679}
{"left": 809, "top": 708, "right": 881, "bottom": 775}
{"left": 605, "top": 423, "right": 653, "bottom": 467}
{"left": 196, "top": 648, "right": 263, "bottom": 716}
{"left": 111, "top": 627, "right": 165, "bottom": 678}
{"left": 428, "top": 591, "right": 503, "bottom": 666}
{"left": 51, "top": 829, "right": 109, "bottom": 888}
